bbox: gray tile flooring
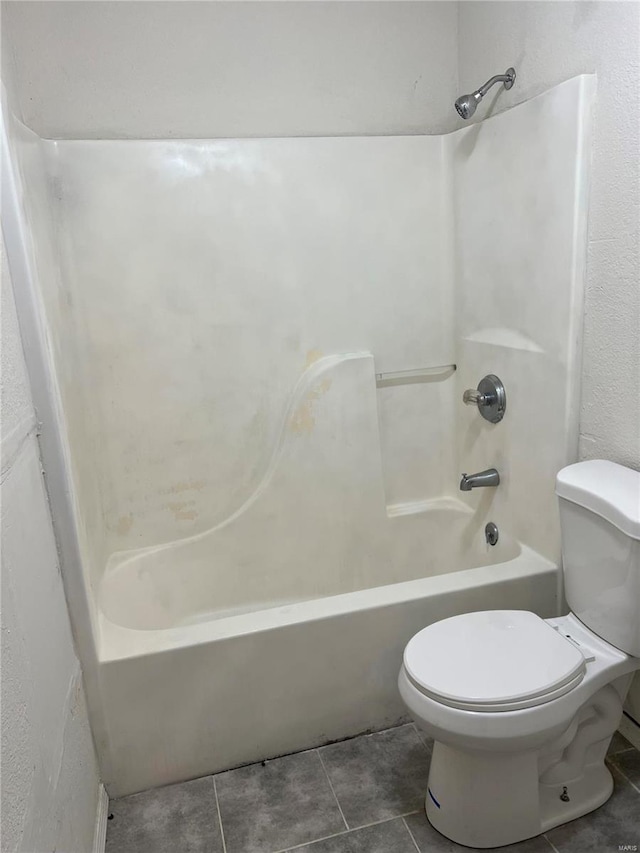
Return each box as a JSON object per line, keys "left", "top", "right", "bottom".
{"left": 106, "top": 723, "right": 640, "bottom": 853}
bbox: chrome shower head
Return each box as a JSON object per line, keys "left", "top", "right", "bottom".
{"left": 455, "top": 91, "right": 483, "bottom": 120}
{"left": 455, "top": 67, "right": 516, "bottom": 120}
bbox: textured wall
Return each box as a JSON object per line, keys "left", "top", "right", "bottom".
{"left": 0, "top": 231, "right": 100, "bottom": 851}
{"left": 457, "top": 0, "right": 640, "bottom": 471}
{"left": 1, "top": 0, "right": 458, "bottom": 138}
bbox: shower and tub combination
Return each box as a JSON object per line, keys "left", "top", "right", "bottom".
{"left": 2, "top": 74, "right": 595, "bottom": 796}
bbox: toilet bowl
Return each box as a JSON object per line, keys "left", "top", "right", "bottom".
{"left": 399, "top": 460, "right": 640, "bottom": 848}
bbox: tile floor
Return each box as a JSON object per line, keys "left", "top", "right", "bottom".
{"left": 106, "top": 723, "right": 640, "bottom": 853}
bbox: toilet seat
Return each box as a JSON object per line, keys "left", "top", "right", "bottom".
{"left": 403, "top": 610, "right": 587, "bottom": 712}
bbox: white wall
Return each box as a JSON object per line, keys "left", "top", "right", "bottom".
{"left": 0, "top": 232, "right": 101, "bottom": 852}
{"left": 457, "top": 0, "right": 640, "bottom": 471}
{"left": 1, "top": 0, "right": 458, "bottom": 138}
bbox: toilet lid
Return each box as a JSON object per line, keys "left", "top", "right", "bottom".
{"left": 404, "top": 610, "right": 587, "bottom": 712}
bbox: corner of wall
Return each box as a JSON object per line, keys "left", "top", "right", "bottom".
{"left": 1, "top": 105, "right": 103, "bottom": 853}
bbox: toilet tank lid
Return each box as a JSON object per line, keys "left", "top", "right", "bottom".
{"left": 556, "top": 460, "right": 640, "bottom": 540}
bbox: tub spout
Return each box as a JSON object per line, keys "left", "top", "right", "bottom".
{"left": 460, "top": 468, "right": 500, "bottom": 491}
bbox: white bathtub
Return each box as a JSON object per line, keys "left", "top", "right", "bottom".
{"left": 97, "top": 525, "right": 558, "bottom": 796}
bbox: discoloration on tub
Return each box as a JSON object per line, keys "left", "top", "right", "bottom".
{"left": 115, "top": 513, "right": 134, "bottom": 536}
{"left": 166, "top": 500, "right": 199, "bottom": 521}
{"left": 159, "top": 479, "right": 206, "bottom": 496}
{"left": 289, "top": 378, "right": 332, "bottom": 434}
{"left": 304, "top": 348, "right": 323, "bottom": 368}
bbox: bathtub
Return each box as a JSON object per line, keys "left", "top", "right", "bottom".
{"left": 97, "top": 517, "right": 558, "bottom": 796}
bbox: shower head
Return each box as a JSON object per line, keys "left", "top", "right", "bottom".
{"left": 455, "top": 67, "right": 516, "bottom": 120}
{"left": 455, "top": 91, "right": 483, "bottom": 120}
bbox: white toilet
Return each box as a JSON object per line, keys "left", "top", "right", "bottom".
{"left": 398, "top": 460, "right": 640, "bottom": 848}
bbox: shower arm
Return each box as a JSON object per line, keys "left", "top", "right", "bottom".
{"left": 476, "top": 70, "right": 516, "bottom": 98}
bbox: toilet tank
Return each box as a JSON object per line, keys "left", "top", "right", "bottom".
{"left": 556, "top": 460, "right": 640, "bottom": 657}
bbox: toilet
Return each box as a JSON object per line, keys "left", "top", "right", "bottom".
{"left": 398, "top": 460, "right": 640, "bottom": 848}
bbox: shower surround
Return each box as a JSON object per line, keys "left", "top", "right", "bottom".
{"left": 4, "top": 77, "right": 594, "bottom": 794}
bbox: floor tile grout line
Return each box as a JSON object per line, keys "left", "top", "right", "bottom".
{"left": 543, "top": 833, "right": 561, "bottom": 853}
{"left": 315, "top": 748, "right": 349, "bottom": 831}
{"left": 272, "top": 827, "right": 351, "bottom": 853}
{"left": 402, "top": 816, "right": 422, "bottom": 853}
{"left": 212, "top": 777, "right": 228, "bottom": 853}
{"left": 271, "top": 811, "right": 423, "bottom": 853}
{"left": 610, "top": 760, "right": 640, "bottom": 795}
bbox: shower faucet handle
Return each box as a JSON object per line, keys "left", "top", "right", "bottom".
{"left": 462, "top": 374, "right": 506, "bottom": 424}
{"left": 463, "top": 388, "right": 485, "bottom": 405}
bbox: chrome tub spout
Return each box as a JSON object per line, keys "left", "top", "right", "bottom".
{"left": 460, "top": 468, "right": 500, "bottom": 491}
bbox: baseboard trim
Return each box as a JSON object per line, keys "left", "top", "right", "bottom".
{"left": 93, "top": 784, "right": 109, "bottom": 853}
{"left": 619, "top": 712, "right": 640, "bottom": 751}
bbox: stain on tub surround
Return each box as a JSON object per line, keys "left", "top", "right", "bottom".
{"left": 288, "top": 347, "right": 332, "bottom": 434}
{"left": 165, "top": 500, "right": 199, "bottom": 522}
{"left": 289, "top": 378, "right": 333, "bottom": 435}
{"left": 114, "top": 513, "right": 134, "bottom": 536}
{"left": 109, "top": 480, "right": 207, "bottom": 537}
{"left": 305, "top": 347, "right": 324, "bottom": 368}
{"left": 158, "top": 478, "right": 207, "bottom": 496}
{"left": 107, "top": 350, "right": 338, "bottom": 541}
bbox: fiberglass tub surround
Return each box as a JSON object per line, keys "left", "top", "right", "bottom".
{"left": 6, "top": 76, "right": 593, "bottom": 794}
